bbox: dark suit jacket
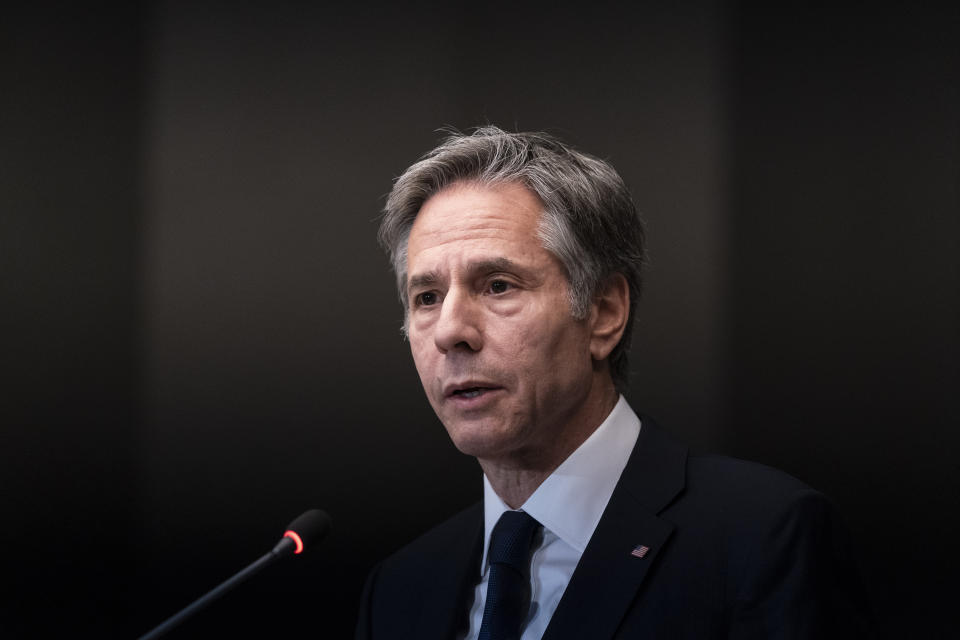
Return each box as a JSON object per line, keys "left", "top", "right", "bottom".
{"left": 356, "top": 418, "right": 875, "bottom": 639}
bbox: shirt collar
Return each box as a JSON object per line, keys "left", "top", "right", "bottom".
{"left": 480, "top": 395, "right": 641, "bottom": 567}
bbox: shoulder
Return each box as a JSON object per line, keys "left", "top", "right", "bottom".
{"left": 379, "top": 501, "right": 483, "bottom": 572}
{"left": 666, "top": 450, "right": 840, "bottom": 540}
{"left": 363, "top": 501, "right": 483, "bottom": 599}
{"left": 356, "top": 502, "right": 483, "bottom": 639}
{"left": 686, "top": 452, "right": 821, "bottom": 506}
{"left": 679, "top": 455, "right": 873, "bottom": 634}
{"left": 631, "top": 415, "right": 826, "bottom": 517}
{"left": 627, "top": 417, "right": 848, "bottom": 565}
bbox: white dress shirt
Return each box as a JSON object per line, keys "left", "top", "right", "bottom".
{"left": 462, "top": 396, "right": 642, "bottom": 640}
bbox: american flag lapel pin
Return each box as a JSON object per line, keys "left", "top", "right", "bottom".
{"left": 630, "top": 544, "right": 650, "bottom": 559}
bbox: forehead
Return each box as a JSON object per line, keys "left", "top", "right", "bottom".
{"left": 407, "top": 182, "right": 544, "bottom": 261}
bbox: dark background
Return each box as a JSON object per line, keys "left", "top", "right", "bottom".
{"left": 2, "top": 1, "right": 956, "bottom": 637}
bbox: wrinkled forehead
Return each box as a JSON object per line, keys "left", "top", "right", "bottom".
{"left": 406, "top": 182, "right": 547, "bottom": 267}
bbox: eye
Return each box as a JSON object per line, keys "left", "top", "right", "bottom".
{"left": 414, "top": 291, "right": 438, "bottom": 306}
{"left": 489, "top": 279, "right": 511, "bottom": 294}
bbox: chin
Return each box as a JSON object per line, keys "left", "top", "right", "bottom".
{"left": 442, "top": 420, "right": 517, "bottom": 460}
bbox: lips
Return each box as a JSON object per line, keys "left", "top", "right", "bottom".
{"left": 443, "top": 381, "right": 503, "bottom": 399}
{"left": 453, "top": 387, "right": 491, "bottom": 399}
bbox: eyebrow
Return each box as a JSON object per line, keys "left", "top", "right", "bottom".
{"left": 406, "top": 258, "right": 526, "bottom": 292}
{"left": 469, "top": 257, "right": 523, "bottom": 276}
{"left": 407, "top": 270, "right": 441, "bottom": 292}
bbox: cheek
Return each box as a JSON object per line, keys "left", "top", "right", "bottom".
{"left": 408, "top": 335, "right": 434, "bottom": 378}
{"left": 503, "top": 315, "right": 580, "bottom": 374}
{"left": 534, "top": 318, "right": 592, "bottom": 376}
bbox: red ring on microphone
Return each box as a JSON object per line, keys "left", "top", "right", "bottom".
{"left": 284, "top": 530, "right": 304, "bottom": 554}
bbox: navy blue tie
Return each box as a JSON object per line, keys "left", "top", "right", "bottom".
{"left": 478, "top": 510, "right": 541, "bottom": 640}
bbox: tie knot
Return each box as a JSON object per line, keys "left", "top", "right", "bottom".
{"left": 488, "top": 511, "right": 540, "bottom": 569}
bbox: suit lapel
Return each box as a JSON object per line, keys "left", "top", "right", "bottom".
{"left": 542, "top": 418, "right": 688, "bottom": 640}
{"left": 414, "top": 503, "right": 484, "bottom": 639}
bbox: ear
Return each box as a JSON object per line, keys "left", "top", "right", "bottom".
{"left": 589, "top": 273, "right": 630, "bottom": 361}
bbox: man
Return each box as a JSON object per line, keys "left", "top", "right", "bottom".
{"left": 357, "top": 127, "right": 873, "bottom": 639}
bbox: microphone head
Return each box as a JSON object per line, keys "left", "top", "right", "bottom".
{"left": 279, "top": 509, "right": 332, "bottom": 555}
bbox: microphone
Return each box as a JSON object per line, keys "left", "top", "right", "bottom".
{"left": 139, "top": 509, "right": 332, "bottom": 640}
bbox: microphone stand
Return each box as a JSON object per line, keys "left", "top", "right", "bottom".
{"left": 138, "top": 537, "right": 295, "bottom": 640}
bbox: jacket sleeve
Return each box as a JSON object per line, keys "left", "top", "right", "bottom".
{"left": 355, "top": 562, "right": 382, "bottom": 640}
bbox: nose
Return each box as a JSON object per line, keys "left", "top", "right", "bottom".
{"left": 433, "top": 287, "right": 483, "bottom": 353}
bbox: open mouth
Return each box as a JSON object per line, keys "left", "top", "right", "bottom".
{"left": 452, "top": 387, "right": 493, "bottom": 399}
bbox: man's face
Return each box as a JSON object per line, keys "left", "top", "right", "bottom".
{"left": 405, "top": 181, "right": 598, "bottom": 467}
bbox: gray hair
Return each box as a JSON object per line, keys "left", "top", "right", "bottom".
{"left": 378, "top": 126, "right": 646, "bottom": 390}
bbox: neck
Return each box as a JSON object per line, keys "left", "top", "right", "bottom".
{"left": 478, "top": 381, "right": 619, "bottom": 509}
